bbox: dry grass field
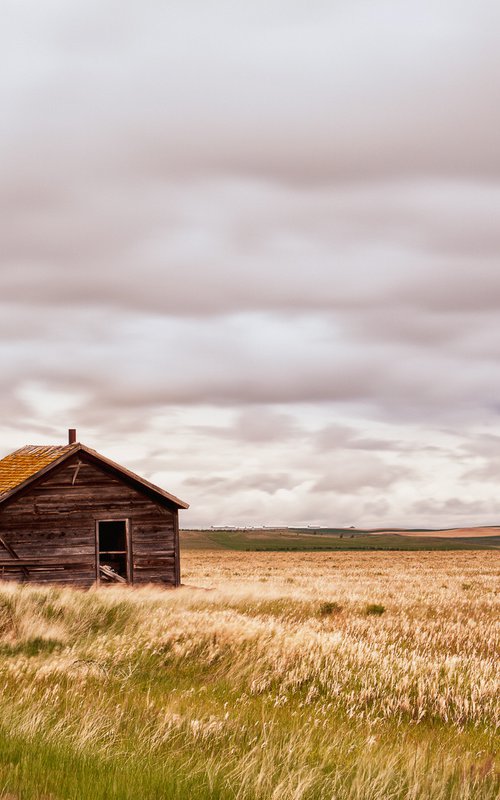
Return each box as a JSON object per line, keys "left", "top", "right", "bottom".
{"left": 0, "top": 550, "right": 498, "bottom": 799}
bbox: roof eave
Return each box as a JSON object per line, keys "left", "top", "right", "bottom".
{"left": 78, "top": 445, "right": 190, "bottom": 509}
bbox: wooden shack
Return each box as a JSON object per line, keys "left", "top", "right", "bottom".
{"left": 0, "top": 430, "right": 188, "bottom": 587}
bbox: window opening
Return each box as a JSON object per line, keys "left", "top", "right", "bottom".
{"left": 97, "top": 520, "right": 128, "bottom": 583}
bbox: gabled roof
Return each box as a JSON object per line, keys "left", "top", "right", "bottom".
{"left": 0, "top": 443, "right": 189, "bottom": 509}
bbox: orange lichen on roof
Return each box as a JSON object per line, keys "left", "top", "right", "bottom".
{"left": 0, "top": 445, "right": 74, "bottom": 495}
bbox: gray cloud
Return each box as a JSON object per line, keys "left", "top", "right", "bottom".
{"left": 310, "top": 450, "right": 414, "bottom": 493}
{"left": 2, "top": 1, "right": 500, "bottom": 186}
{"left": 183, "top": 472, "right": 301, "bottom": 495}
{"left": 3, "top": 307, "right": 500, "bottom": 423}
{"left": 2, "top": 181, "right": 500, "bottom": 319}
{"left": 314, "top": 424, "right": 404, "bottom": 453}
{"left": 411, "top": 497, "right": 498, "bottom": 522}
{"left": 194, "top": 409, "right": 303, "bottom": 443}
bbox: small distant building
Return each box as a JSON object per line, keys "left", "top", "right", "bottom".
{"left": 0, "top": 430, "right": 188, "bottom": 587}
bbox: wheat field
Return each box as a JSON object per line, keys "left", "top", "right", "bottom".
{"left": 0, "top": 550, "right": 498, "bottom": 799}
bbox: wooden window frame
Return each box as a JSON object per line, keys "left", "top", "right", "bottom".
{"left": 95, "top": 518, "right": 133, "bottom": 585}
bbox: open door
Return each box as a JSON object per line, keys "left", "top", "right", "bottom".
{"left": 97, "top": 520, "right": 131, "bottom": 584}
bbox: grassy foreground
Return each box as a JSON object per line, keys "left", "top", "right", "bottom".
{"left": 0, "top": 551, "right": 498, "bottom": 799}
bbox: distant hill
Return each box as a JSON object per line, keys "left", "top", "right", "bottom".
{"left": 180, "top": 526, "right": 500, "bottom": 552}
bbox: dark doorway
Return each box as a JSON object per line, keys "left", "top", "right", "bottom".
{"left": 97, "top": 520, "right": 130, "bottom": 583}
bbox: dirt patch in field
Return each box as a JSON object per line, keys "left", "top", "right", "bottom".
{"left": 372, "top": 526, "right": 500, "bottom": 538}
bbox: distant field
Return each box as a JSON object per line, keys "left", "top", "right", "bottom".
{"left": 181, "top": 526, "right": 500, "bottom": 551}
{"left": 370, "top": 525, "right": 500, "bottom": 538}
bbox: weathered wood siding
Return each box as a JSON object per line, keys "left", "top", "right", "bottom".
{"left": 0, "top": 454, "right": 178, "bottom": 587}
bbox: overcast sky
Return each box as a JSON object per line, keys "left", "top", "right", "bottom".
{"left": 2, "top": 0, "right": 500, "bottom": 527}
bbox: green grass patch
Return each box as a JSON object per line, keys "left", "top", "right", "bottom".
{"left": 318, "top": 601, "right": 343, "bottom": 616}
{"left": 364, "top": 603, "right": 386, "bottom": 616}
{"left": 0, "top": 637, "right": 63, "bottom": 658}
{"left": 182, "top": 529, "right": 500, "bottom": 552}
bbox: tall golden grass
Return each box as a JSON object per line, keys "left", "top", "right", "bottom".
{"left": 0, "top": 550, "right": 498, "bottom": 799}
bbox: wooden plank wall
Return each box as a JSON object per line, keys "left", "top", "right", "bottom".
{"left": 0, "top": 454, "right": 178, "bottom": 587}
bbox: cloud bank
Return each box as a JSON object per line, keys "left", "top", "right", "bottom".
{"left": 1, "top": 0, "right": 500, "bottom": 526}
